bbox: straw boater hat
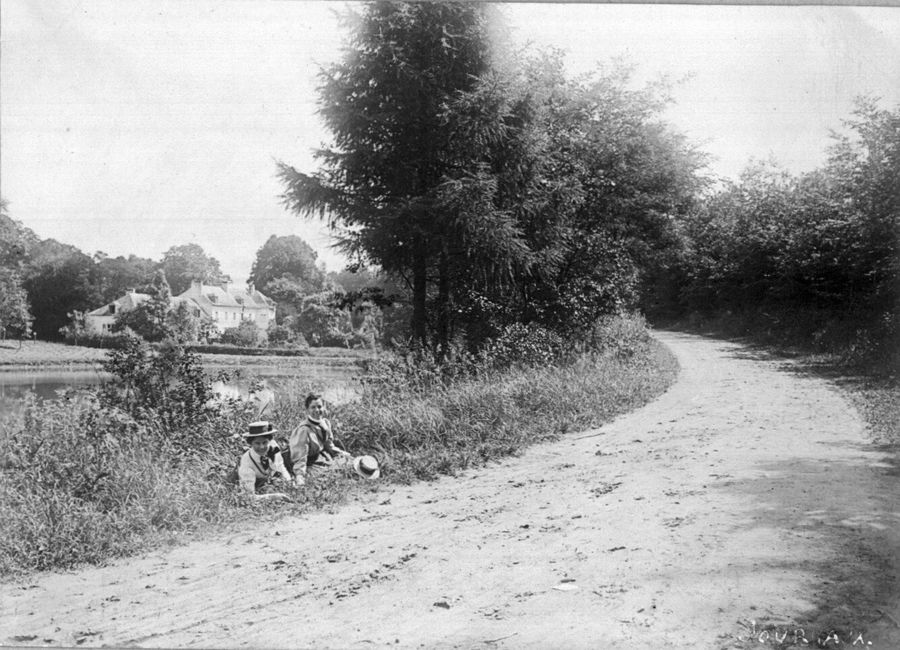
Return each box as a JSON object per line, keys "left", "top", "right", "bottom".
{"left": 243, "top": 420, "right": 278, "bottom": 439}
{"left": 353, "top": 455, "right": 380, "bottom": 480}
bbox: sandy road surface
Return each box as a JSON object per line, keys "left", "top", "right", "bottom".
{"left": 2, "top": 332, "right": 898, "bottom": 649}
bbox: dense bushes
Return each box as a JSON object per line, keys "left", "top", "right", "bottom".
{"left": 650, "top": 99, "right": 899, "bottom": 365}
{"left": 278, "top": 314, "right": 675, "bottom": 484}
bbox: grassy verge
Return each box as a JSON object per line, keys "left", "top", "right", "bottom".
{"left": 0, "top": 318, "right": 678, "bottom": 577}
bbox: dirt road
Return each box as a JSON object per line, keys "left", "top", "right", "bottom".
{"left": 2, "top": 332, "right": 898, "bottom": 648}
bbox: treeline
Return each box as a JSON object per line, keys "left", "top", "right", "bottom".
{"left": 279, "top": 2, "right": 897, "bottom": 362}
{"left": 3, "top": 1, "right": 896, "bottom": 361}
{"left": 0, "top": 210, "right": 390, "bottom": 346}
{"left": 0, "top": 220, "right": 230, "bottom": 341}
{"left": 648, "top": 99, "right": 899, "bottom": 360}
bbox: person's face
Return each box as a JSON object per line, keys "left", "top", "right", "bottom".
{"left": 250, "top": 436, "right": 271, "bottom": 455}
{"left": 307, "top": 398, "right": 326, "bottom": 420}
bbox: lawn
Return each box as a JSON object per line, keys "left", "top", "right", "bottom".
{"left": 0, "top": 339, "right": 371, "bottom": 370}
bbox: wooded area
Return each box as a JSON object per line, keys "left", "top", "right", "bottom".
{"left": 1, "top": 1, "right": 897, "bottom": 363}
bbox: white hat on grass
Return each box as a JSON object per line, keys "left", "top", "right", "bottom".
{"left": 353, "top": 455, "right": 380, "bottom": 480}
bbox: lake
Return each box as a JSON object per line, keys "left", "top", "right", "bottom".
{"left": 0, "top": 362, "right": 361, "bottom": 418}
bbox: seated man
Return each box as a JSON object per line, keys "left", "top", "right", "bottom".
{"left": 237, "top": 420, "right": 295, "bottom": 498}
{"left": 289, "top": 393, "right": 352, "bottom": 480}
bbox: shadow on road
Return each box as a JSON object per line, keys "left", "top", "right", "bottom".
{"left": 717, "top": 452, "right": 900, "bottom": 648}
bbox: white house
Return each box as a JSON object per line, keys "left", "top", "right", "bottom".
{"left": 176, "top": 281, "right": 276, "bottom": 335}
{"left": 83, "top": 281, "right": 276, "bottom": 339}
{"left": 84, "top": 289, "right": 151, "bottom": 335}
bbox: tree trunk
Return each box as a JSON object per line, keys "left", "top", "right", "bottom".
{"left": 436, "top": 246, "right": 450, "bottom": 362}
{"left": 411, "top": 245, "right": 428, "bottom": 349}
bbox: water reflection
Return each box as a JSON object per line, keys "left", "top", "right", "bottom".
{"left": 0, "top": 369, "right": 111, "bottom": 402}
{"left": 0, "top": 363, "right": 360, "bottom": 418}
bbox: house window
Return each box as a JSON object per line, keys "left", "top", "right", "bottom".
{"left": 109, "top": 304, "right": 116, "bottom": 315}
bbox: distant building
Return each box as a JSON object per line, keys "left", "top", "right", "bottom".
{"left": 83, "top": 281, "right": 276, "bottom": 340}
{"left": 176, "top": 280, "right": 276, "bottom": 335}
{"left": 84, "top": 289, "right": 151, "bottom": 335}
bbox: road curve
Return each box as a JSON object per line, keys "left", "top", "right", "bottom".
{"left": 2, "top": 331, "right": 898, "bottom": 648}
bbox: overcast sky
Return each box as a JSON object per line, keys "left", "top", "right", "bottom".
{"left": 2, "top": 1, "right": 899, "bottom": 284}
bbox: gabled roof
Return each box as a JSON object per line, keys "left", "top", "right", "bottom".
{"left": 87, "top": 292, "right": 151, "bottom": 317}
{"left": 175, "top": 282, "right": 275, "bottom": 317}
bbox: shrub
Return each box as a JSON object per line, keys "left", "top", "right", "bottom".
{"left": 62, "top": 330, "right": 130, "bottom": 349}
{"left": 479, "top": 322, "right": 570, "bottom": 370}
{"left": 274, "top": 317, "right": 678, "bottom": 485}
{"left": 220, "top": 321, "right": 264, "bottom": 347}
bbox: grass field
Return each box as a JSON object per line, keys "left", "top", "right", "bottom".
{"left": 0, "top": 340, "right": 370, "bottom": 370}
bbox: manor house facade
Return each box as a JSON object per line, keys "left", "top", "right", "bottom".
{"left": 84, "top": 281, "right": 276, "bottom": 339}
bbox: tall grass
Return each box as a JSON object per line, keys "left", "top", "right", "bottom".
{"left": 0, "top": 315, "right": 678, "bottom": 577}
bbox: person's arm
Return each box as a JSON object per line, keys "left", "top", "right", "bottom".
{"left": 322, "top": 418, "right": 350, "bottom": 456}
{"left": 288, "top": 424, "right": 310, "bottom": 478}
{"left": 236, "top": 452, "right": 257, "bottom": 494}
{"left": 270, "top": 443, "right": 294, "bottom": 483}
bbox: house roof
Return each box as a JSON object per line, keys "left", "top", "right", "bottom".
{"left": 87, "top": 292, "right": 151, "bottom": 317}
{"left": 175, "top": 282, "right": 275, "bottom": 318}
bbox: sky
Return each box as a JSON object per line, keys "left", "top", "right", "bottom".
{"left": 2, "top": 1, "right": 899, "bottom": 284}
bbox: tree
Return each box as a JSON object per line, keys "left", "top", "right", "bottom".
{"left": 160, "top": 243, "right": 229, "bottom": 295}
{"left": 90, "top": 253, "right": 157, "bottom": 304}
{"left": 220, "top": 320, "right": 264, "bottom": 347}
{"left": 0, "top": 199, "right": 34, "bottom": 339}
{"left": 248, "top": 235, "right": 326, "bottom": 322}
{"left": 292, "top": 292, "right": 354, "bottom": 347}
{"left": 23, "top": 239, "right": 97, "bottom": 339}
{"left": 0, "top": 269, "right": 31, "bottom": 339}
{"left": 112, "top": 270, "right": 173, "bottom": 342}
{"left": 439, "top": 55, "right": 705, "bottom": 343}
{"left": 279, "top": 1, "right": 500, "bottom": 354}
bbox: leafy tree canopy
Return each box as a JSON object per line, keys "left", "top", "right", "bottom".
{"left": 249, "top": 234, "right": 325, "bottom": 299}
{"left": 161, "top": 243, "right": 229, "bottom": 295}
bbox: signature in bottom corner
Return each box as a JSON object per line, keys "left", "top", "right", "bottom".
{"left": 735, "top": 619, "right": 875, "bottom": 647}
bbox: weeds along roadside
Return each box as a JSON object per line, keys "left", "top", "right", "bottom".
{"left": 0, "top": 315, "right": 678, "bottom": 577}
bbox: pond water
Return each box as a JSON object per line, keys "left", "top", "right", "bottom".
{"left": 0, "top": 363, "right": 361, "bottom": 419}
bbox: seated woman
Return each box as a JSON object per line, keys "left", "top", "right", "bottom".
{"left": 288, "top": 393, "right": 353, "bottom": 480}
{"left": 237, "top": 420, "right": 295, "bottom": 498}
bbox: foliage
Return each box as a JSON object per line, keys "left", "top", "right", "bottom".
{"left": 0, "top": 268, "right": 32, "bottom": 339}
{"left": 0, "top": 314, "right": 673, "bottom": 574}
{"left": 249, "top": 235, "right": 326, "bottom": 317}
{"left": 279, "top": 1, "right": 498, "bottom": 352}
{"left": 99, "top": 335, "right": 209, "bottom": 424}
{"left": 279, "top": 4, "right": 704, "bottom": 358}
{"left": 168, "top": 300, "right": 213, "bottom": 343}
{"left": 21, "top": 239, "right": 98, "bottom": 340}
{"left": 219, "top": 320, "right": 264, "bottom": 347}
{"left": 111, "top": 270, "right": 173, "bottom": 342}
{"left": 298, "top": 314, "right": 677, "bottom": 485}
{"left": 292, "top": 292, "right": 355, "bottom": 347}
{"left": 0, "top": 198, "right": 39, "bottom": 269}
{"left": 161, "top": 243, "right": 229, "bottom": 295}
{"left": 266, "top": 321, "right": 309, "bottom": 349}
{"left": 655, "top": 99, "right": 899, "bottom": 363}
{"left": 89, "top": 252, "right": 157, "bottom": 304}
